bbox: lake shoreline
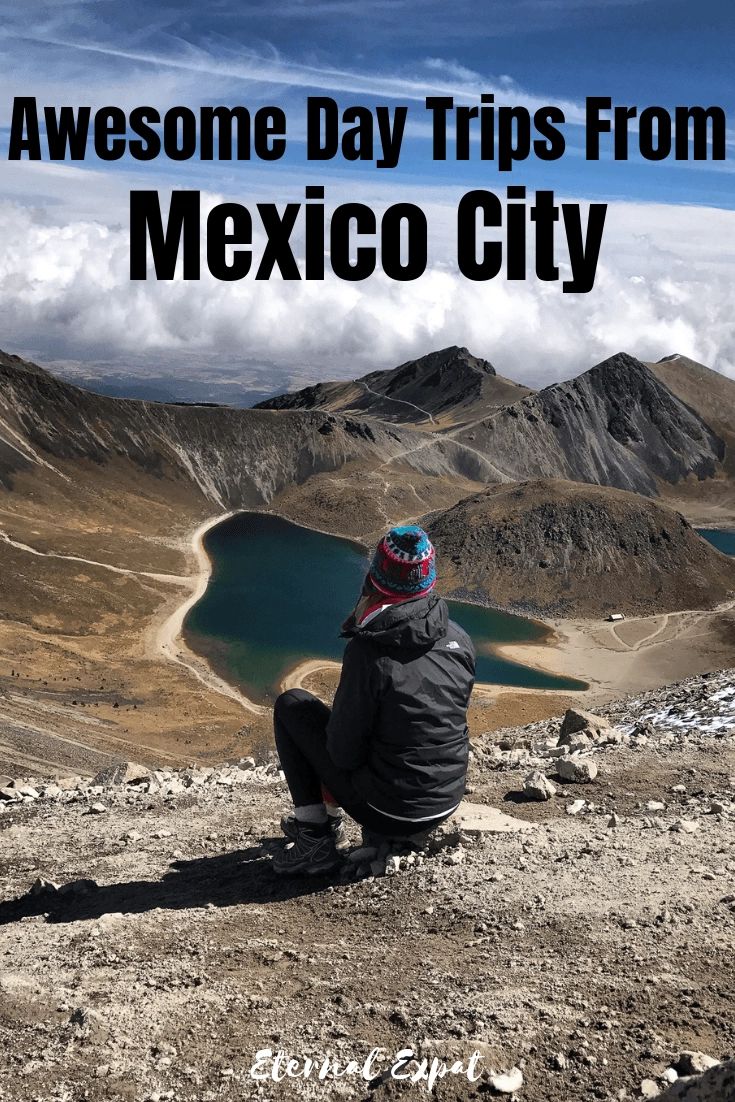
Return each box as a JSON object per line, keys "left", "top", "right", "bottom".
{"left": 152, "top": 511, "right": 268, "bottom": 716}
{"left": 170, "top": 509, "right": 735, "bottom": 717}
{"left": 496, "top": 596, "right": 735, "bottom": 707}
{"left": 170, "top": 504, "right": 586, "bottom": 705}
{"left": 174, "top": 508, "right": 586, "bottom": 709}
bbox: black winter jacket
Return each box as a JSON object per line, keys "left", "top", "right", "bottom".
{"left": 325, "top": 594, "right": 475, "bottom": 820}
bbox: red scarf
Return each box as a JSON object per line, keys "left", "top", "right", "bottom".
{"left": 356, "top": 591, "right": 412, "bottom": 625}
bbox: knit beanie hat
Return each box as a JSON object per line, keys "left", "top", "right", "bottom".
{"left": 368, "top": 526, "right": 437, "bottom": 598}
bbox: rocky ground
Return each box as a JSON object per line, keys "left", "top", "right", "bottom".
{"left": 1, "top": 670, "right": 734, "bottom": 1102}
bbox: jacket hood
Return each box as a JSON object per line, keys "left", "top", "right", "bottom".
{"left": 347, "top": 594, "right": 449, "bottom": 649}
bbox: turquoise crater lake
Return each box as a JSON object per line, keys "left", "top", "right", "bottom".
{"left": 699, "top": 529, "right": 735, "bottom": 557}
{"left": 184, "top": 513, "right": 586, "bottom": 702}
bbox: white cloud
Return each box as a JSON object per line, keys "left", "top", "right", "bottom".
{"left": 0, "top": 183, "right": 733, "bottom": 387}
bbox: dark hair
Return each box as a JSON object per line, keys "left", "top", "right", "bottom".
{"left": 362, "top": 572, "right": 379, "bottom": 596}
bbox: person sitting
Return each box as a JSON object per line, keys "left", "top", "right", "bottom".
{"left": 271, "top": 525, "right": 476, "bottom": 875}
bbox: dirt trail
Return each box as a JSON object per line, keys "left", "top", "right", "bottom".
{"left": 497, "top": 600, "right": 735, "bottom": 704}
{"left": 358, "top": 380, "right": 437, "bottom": 425}
{"left": 0, "top": 530, "right": 186, "bottom": 584}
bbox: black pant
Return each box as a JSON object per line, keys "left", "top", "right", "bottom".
{"left": 273, "top": 689, "right": 444, "bottom": 838}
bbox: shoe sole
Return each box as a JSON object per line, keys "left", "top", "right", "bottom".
{"left": 272, "top": 858, "right": 341, "bottom": 877}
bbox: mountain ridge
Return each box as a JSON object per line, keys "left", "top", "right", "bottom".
{"left": 0, "top": 351, "right": 475, "bottom": 502}
{"left": 450, "top": 352, "right": 727, "bottom": 496}
{"left": 255, "top": 345, "right": 534, "bottom": 427}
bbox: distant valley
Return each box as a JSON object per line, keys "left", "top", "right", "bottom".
{"left": 1, "top": 343, "right": 733, "bottom": 778}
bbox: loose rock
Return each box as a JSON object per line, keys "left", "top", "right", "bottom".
{"left": 660, "top": 1058, "right": 733, "bottom": 1101}
{"left": 673, "top": 1051, "right": 719, "bottom": 1076}
{"left": 454, "top": 803, "right": 537, "bottom": 835}
{"left": 523, "top": 770, "right": 556, "bottom": 801}
{"left": 557, "top": 756, "right": 598, "bottom": 784}
{"left": 670, "top": 819, "right": 699, "bottom": 834}
{"left": 488, "top": 1067, "right": 524, "bottom": 1094}
{"left": 560, "top": 708, "right": 611, "bottom": 738}
{"left": 91, "top": 761, "right": 150, "bottom": 787}
{"left": 640, "top": 1079, "right": 660, "bottom": 1098}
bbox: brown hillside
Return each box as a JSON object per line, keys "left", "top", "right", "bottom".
{"left": 427, "top": 479, "right": 735, "bottom": 618}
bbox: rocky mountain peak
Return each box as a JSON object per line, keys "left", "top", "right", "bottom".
{"left": 368, "top": 345, "right": 496, "bottom": 397}
{"left": 584, "top": 350, "right": 659, "bottom": 387}
{"left": 451, "top": 350, "right": 726, "bottom": 495}
{"left": 384, "top": 345, "right": 496, "bottom": 381}
{"left": 254, "top": 345, "right": 518, "bottom": 425}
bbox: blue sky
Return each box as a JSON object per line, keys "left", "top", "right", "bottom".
{"left": 0, "top": 0, "right": 732, "bottom": 389}
{"left": 2, "top": 0, "right": 733, "bottom": 205}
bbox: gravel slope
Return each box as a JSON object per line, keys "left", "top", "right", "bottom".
{"left": 1, "top": 671, "right": 734, "bottom": 1102}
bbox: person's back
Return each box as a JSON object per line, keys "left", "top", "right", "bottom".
{"left": 271, "top": 525, "right": 476, "bottom": 875}
{"left": 327, "top": 593, "right": 475, "bottom": 823}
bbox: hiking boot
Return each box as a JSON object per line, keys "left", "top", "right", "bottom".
{"left": 272, "top": 824, "right": 340, "bottom": 876}
{"left": 281, "top": 812, "right": 349, "bottom": 851}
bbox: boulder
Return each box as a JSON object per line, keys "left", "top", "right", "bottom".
{"left": 564, "top": 733, "right": 593, "bottom": 753}
{"left": 487, "top": 1067, "right": 523, "bottom": 1094}
{"left": 15, "top": 785, "right": 40, "bottom": 799}
{"left": 557, "top": 756, "right": 598, "bottom": 784}
{"left": 673, "top": 1052, "right": 720, "bottom": 1077}
{"left": 454, "top": 803, "right": 537, "bottom": 836}
{"left": 560, "top": 708, "right": 611, "bottom": 739}
{"left": 641, "top": 1079, "right": 660, "bottom": 1098}
{"left": 660, "top": 1057, "right": 733, "bottom": 1101}
{"left": 523, "top": 770, "right": 557, "bottom": 801}
{"left": 163, "top": 779, "right": 186, "bottom": 795}
{"left": 670, "top": 819, "right": 699, "bottom": 834}
{"left": 91, "top": 761, "right": 150, "bottom": 787}
{"left": 55, "top": 776, "right": 85, "bottom": 790}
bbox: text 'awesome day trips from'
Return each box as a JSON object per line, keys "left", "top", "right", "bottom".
{"left": 7, "top": 94, "right": 728, "bottom": 292}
